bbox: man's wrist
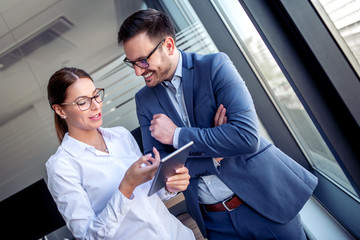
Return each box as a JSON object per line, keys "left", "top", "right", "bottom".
{"left": 173, "top": 127, "right": 181, "bottom": 149}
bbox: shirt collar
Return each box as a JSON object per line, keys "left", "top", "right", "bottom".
{"left": 98, "top": 127, "right": 113, "bottom": 141}
{"left": 174, "top": 50, "right": 182, "bottom": 79}
{"left": 161, "top": 50, "right": 182, "bottom": 89}
{"left": 61, "top": 127, "right": 112, "bottom": 158}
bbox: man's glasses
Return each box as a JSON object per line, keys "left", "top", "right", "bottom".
{"left": 123, "top": 39, "right": 165, "bottom": 69}
{"left": 61, "top": 88, "right": 105, "bottom": 111}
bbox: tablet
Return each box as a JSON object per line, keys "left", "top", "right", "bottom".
{"left": 148, "top": 141, "right": 194, "bottom": 196}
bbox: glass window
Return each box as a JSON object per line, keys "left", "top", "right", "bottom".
{"left": 311, "top": 0, "right": 360, "bottom": 77}
{"left": 211, "top": 0, "right": 358, "bottom": 199}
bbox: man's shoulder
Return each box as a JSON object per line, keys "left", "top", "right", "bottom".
{"left": 135, "top": 85, "right": 148, "bottom": 95}
{"left": 182, "top": 50, "right": 228, "bottom": 59}
{"left": 181, "top": 50, "right": 229, "bottom": 67}
{"left": 135, "top": 85, "right": 161, "bottom": 103}
{"left": 135, "top": 85, "right": 154, "bottom": 96}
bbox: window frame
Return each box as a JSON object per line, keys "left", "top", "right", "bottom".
{"left": 189, "top": 0, "right": 360, "bottom": 237}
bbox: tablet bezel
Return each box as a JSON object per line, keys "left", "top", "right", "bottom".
{"left": 147, "top": 141, "right": 194, "bottom": 196}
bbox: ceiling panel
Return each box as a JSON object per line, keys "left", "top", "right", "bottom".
{"left": 0, "top": 16, "right": 8, "bottom": 37}
{"left": 0, "top": 0, "right": 121, "bottom": 125}
{"left": 0, "top": 0, "right": 59, "bottom": 30}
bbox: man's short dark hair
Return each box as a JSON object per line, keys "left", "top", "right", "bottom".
{"left": 117, "top": 9, "right": 176, "bottom": 46}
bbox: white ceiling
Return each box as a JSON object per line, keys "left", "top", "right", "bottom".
{"left": 0, "top": 0, "right": 144, "bottom": 125}
{"left": 0, "top": 0, "right": 145, "bottom": 201}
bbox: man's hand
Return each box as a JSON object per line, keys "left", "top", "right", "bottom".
{"left": 214, "top": 104, "right": 227, "bottom": 126}
{"left": 149, "top": 114, "right": 177, "bottom": 145}
{"left": 165, "top": 166, "right": 190, "bottom": 193}
{"left": 214, "top": 104, "right": 227, "bottom": 163}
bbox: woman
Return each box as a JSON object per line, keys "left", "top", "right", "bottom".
{"left": 46, "top": 67, "right": 195, "bottom": 239}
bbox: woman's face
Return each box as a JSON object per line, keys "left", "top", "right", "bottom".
{"left": 60, "top": 77, "right": 103, "bottom": 135}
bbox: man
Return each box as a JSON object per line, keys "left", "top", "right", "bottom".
{"left": 118, "top": 9, "right": 318, "bottom": 240}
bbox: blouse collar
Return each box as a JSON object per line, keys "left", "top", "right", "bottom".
{"left": 61, "top": 127, "right": 113, "bottom": 158}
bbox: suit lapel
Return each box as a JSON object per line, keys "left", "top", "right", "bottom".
{"left": 153, "top": 86, "right": 185, "bottom": 127}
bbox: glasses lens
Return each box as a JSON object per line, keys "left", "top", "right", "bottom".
{"left": 77, "top": 97, "right": 91, "bottom": 111}
{"left": 94, "top": 89, "right": 104, "bottom": 103}
{"left": 135, "top": 59, "right": 149, "bottom": 69}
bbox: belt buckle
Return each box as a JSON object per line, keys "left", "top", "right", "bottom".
{"left": 222, "top": 195, "right": 235, "bottom": 211}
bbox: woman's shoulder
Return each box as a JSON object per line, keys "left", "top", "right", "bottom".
{"left": 46, "top": 147, "right": 73, "bottom": 174}
{"left": 102, "top": 126, "right": 132, "bottom": 138}
{"left": 45, "top": 138, "right": 82, "bottom": 170}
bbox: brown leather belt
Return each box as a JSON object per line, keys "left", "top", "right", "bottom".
{"left": 203, "top": 195, "right": 243, "bottom": 212}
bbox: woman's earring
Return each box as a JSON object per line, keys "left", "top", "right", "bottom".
{"left": 62, "top": 116, "right": 67, "bottom": 119}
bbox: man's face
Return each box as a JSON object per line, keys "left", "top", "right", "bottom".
{"left": 123, "top": 32, "right": 174, "bottom": 88}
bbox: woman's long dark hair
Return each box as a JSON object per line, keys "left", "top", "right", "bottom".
{"left": 47, "top": 67, "right": 92, "bottom": 142}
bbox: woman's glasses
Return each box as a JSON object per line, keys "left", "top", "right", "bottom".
{"left": 61, "top": 88, "right": 105, "bottom": 111}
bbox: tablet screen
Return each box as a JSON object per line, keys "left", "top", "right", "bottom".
{"left": 148, "top": 141, "right": 194, "bottom": 196}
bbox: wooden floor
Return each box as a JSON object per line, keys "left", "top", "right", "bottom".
{"left": 177, "top": 212, "right": 206, "bottom": 240}
{"left": 165, "top": 193, "right": 207, "bottom": 240}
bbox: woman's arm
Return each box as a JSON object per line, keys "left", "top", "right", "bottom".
{"left": 46, "top": 149, "right": 160, "bottom": 239}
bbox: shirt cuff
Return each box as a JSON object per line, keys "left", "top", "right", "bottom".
{"left": 113, "top": 189, "right": 133, "bottom": 215}
{"left": 173, "top": 127, "right": 181, "bottom": 149}
{"left": 157, "top": 187, "right": 177, "bottom": 201}
{"left": 212, "top": 158, "right": 221, "bottom": 167}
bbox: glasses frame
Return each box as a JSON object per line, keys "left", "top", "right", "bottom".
{"left": 61, "top": 88, "right": 105, "bottom": 111}
{"left": 123, "top": 39, "right": 165, "bottom": 69}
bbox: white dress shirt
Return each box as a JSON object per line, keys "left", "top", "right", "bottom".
{"left": 46, "top": 126, "right": 194, "bottom": 240}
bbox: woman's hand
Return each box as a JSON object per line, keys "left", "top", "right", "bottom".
{"left": 119, "top": 147, "right": 160, "bottom": 198}
{"left": 214, "top": 104, "right": 227, "bottom": 163}
{"left": 165, "top": 166, "right": 190, "bottom": 193}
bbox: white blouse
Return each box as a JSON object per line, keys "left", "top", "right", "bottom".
{"left": 46, "top": 126, "right": 194, "bottom": 240}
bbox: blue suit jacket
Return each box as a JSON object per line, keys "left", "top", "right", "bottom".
{"left": 135, "top": 50, "right": 318, "bottom": 235}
